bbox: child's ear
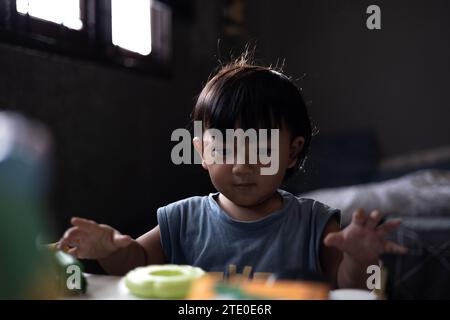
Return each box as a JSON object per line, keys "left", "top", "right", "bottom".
{"left": 287, "top": 136, "right": 305, "bottom": 168}
{"left": 192, "top": 137, "right": 208, "bottom": 170}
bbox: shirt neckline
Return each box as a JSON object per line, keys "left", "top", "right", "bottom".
{"left": 206, "top": 189, "right": 294, "bottom": 232}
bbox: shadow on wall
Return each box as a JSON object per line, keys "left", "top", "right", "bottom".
{"left": 283, "top": 131, "right": 380, "bottom": 194}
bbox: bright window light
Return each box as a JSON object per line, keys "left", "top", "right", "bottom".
{"left": 111, "top": 0, "right": 152, "bottom": 56}
{"left": 16, "top": 0, "right": 83, "bottom": 30}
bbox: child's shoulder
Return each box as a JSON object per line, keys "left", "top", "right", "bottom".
{"left": 280, "top": 189, "right": 340, "bottom": 216}
{"left": 156, "top": 194, "right": 218, "bottom": 229}
{"left": 157, "top": 193, "right": 215, "bottom": 214}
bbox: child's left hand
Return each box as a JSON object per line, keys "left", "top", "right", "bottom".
{"left": 324, "top": 209, "right": 408, "bottom": 265}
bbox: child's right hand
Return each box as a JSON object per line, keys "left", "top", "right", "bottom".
{"left": 57, "top": 217, "right": 133, "bottom": 260}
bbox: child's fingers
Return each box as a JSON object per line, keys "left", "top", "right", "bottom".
{"left": 366, "top": 210, "right": 383, "bottom": 229}
{"left": 56, "top": 238, "right": 68, "bottom": 250}
{"left": 351, "top": 209, "right": 367, "bottom": 226}
{"left": 57, "top": 237, "right": 76, "bottom": 253}
{"left": 323, "top": 232, "right": 344, "bottom": 250}
{"left": 63, "top": 226, "right": 83, "bottom": 239}
{"left": 71, "top": 217, "right": 97, "bottom": 231}
{"left": 61, "top": 227, "right": 88, "bottom": 248}
{"left": 384, "top": 240, "right": 409, "bottom": 254}
{"left": 377, "top": 219, "right": 402, "bottom": 237}
{"left": 67, "top": 247, "right": 79, "bottom": 258}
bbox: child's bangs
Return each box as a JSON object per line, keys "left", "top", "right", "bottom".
{"left": 206, "top": 78, "right": 286, "bottom": 134}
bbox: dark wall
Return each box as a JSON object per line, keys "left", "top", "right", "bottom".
{"left": 246, "top": 0, "right": 450, "bottom": 157}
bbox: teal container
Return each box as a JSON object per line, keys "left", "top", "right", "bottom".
{"left": 0, "top": 113, "right": 54, "bottom": 298}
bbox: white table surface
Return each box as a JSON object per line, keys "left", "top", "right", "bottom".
{"left": 64, "top": 274, "right": 141, "bottom": 300}
{"left": 64, "top": 273, "right": 378, "bottom": 300}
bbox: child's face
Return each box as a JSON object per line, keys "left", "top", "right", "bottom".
{"left": 193, "top": 128, "right": 304, "bottom": 207}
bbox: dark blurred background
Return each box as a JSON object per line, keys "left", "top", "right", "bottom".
{"left": 1, "top": 0, "right": 450, "bottom": 273}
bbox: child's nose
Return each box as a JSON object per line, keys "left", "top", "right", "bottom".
{"left": 232, "top": 162, "right": 255, "bottom": 175}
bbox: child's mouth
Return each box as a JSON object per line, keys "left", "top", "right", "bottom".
{"left": 234, "top": 183, "right": 256, "bottom": 188}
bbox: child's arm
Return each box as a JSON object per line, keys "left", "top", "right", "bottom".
{"left": 58, "top": 217, "right": 166, "bottom": 275}
{"left": 98, "top": 226, "right": 166, "bottom": 275}
{"left": 319, "top": 219, "right": 342, "bottom": 289}
{"left": 320, "top": 209, "right": 408, "bottom": 289}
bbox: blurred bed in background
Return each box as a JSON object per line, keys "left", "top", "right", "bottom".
{"left": 283, "top": 132, "right": 450, "bottom": 299}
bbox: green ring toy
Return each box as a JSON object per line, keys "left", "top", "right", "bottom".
{"left": 125, "top": 264, "right": 205, "bottom": 299}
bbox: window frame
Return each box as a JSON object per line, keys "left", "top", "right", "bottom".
{"left": 0, "top": 0, "right": 172, "bottom": 75}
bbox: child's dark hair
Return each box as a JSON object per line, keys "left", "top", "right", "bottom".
{"left": 191, "top": 58, "right": 312, "bottom": 178}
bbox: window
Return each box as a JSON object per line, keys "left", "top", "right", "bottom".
{"left": 111, "top": 0, "right": 151, "bottom": 56}
{"left": 16, "top": 0, "right": 83, "bottom": 30}
{"left": 0, "top": 0, "right": 172, "bottom": 73}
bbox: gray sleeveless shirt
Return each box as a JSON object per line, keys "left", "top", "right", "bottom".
{"left": 157, "top": 189, "right": 340, "bottom": 278}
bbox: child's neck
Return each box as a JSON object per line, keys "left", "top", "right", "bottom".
{"left": 216, "top": 192, "right": 283, "bottom": 222}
